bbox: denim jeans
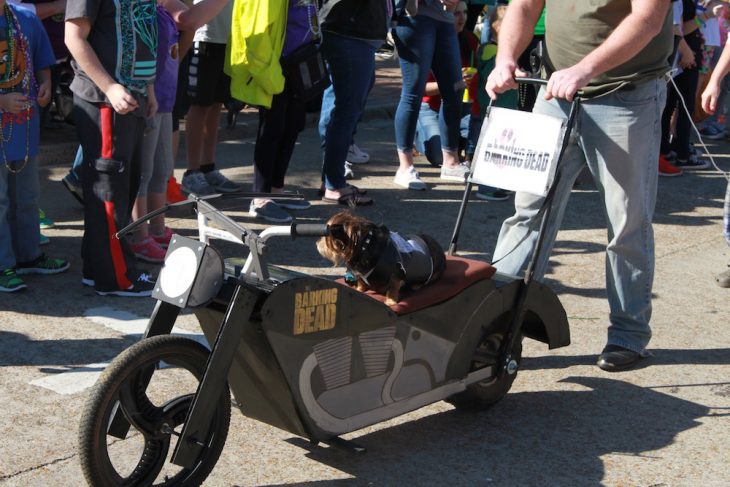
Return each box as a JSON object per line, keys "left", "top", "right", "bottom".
{"left": 393, "top": 14, "right": 462, "bottom": 153}
{"left": 492, "top": 79, "right": 667, "bottom": 353}
{"left": 414, "top": 102, "right": 478, "bottom": 165}
{"left": 318, "top": 32, "right": 376, "bottom": 190}
{"left": 0, "top": 156, "right": 41, "bottom": 270}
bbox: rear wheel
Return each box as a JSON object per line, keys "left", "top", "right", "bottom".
{"left": 447, "top": 318, "right": 523, "bottom": 411}
{"left": 78, "top": 335, "right": 231, "bottom": 486}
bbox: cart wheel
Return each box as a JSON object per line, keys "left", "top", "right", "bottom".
{"left": 447, "top": 320, "right": 523, "bottom": 411}
{"left": 78, "top": 335, "right": 231, "bottom": 486}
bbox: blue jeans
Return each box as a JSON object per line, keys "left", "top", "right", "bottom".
{"left": 393, "top": 14, "right": 462, "bottom": 153}
{"left": 0, "top": 156, "right": 41, "bottom": 270}
{"left": 318, "top": 33, "right": 376, "bottom": 190}
{"left": 70, "top": 145, "right": 83, "bottom": 183}
{"left": 492, "top": 79, "right": 667, "bottom": 353}
{"left": 414, "top": 102, "right": 477, "bottom": 165}
{"left": 723, "top": 179, "right": 730, "bottom": 249}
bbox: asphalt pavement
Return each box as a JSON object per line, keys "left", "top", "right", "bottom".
{"left": 1, "top": 57, "right": 729, "bottom": 486}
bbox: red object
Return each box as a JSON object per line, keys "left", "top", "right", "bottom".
{"left": 100, "top": 104, "right": 113, "bottom": 160}
{"left": 166, "top": 176, "right": 186, "bottom": 203}
{"left": 658, "top": 154, "right": 682, "bottom": 177}
{"left": 104, "top": 201, "right": 132, "bottom": 290}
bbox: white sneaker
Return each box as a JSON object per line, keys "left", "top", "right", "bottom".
{"left": 440, "top": 163, "right": 470, "bottom": 182}
{"left": 344, "top": 161, "right": 355, "bottom": 179}
{"left": 347, "top": 144, "right": 370, "bottom": 164}
{"left": 394, "top": 166, "right": 426, "bottom": 190}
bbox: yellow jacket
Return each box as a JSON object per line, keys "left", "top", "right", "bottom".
{"left": 226, "top": 0, "right": 287, "bottom": 108}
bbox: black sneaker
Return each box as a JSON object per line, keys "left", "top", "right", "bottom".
{"left": 95, "top": 272, "right": 156, "bottom": 297}
{"left": 674, "top": 154, "right": 710, "bottom": 169}
{"left": 16, "top": 254, "right": 70, "bottom": 275}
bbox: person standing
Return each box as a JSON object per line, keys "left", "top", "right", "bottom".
{"left": 392, "top": 0, "right": 470, "bottom": 190}
{"left": 0, "top": 0, "right": 69, "bottom": 292}
{"left": 65, "top": 0, "right": 158, "bottom": 296}
{"left": 486, "top": 0, "right": 673, "bottom": 371}
{"left": 317, "top": 0, "right": 385, "bottom": 206}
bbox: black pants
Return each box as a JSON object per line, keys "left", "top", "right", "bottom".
{"left": 74, "top": 95, "right": 146, "bottom": 291}
{"left": 252, "top": 82, "right": 306, "bottom": 193}
{"left": 661, "top": 67, "right": 699, "bottom": 159}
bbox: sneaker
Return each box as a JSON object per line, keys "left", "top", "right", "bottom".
{"left": 129, "top": 236, "right": 167, "bottom": 264}
{"left": 0, "top": 268, "right": 27, "bottom": 292}
{"left": 344, "top": 162, "right": 355, "bottom": 179}
{"left": 61, "top": 173, "right": 84, "bottom": 205}
{"left": 475, "top": 186, "right": 510, "bottom": 201}
{"left": 166, "top": 176, "right": 186, "bottom": 204}
{"left": 181, "top": 171, "right": 217, "bottom": 196}
{"left": 39, "top": 209, "right": 54, "bottom": 229}
{"left": 440, "top": 163, "right": 470, "bottom": 182}
{"left": 15, "top": 254, "right": 70, "bottom": 275}
{"left": 699, "top": 124, "right": 725, "bottom": 140}
{"left": 275, "top": 197, "right": 311, "bottom": 210}
{"left": 40, "top": 234, "right": 50, "bottom": 246}
{"left": 95, "top": 272, "right": 156, "bottom": 297}
{"left": 394, "top": 166, "right": 427, "bottom": 190}
{"left": 347, "top": 144, "right": 370, "bottom": 164}
{"left": 249, "top": 201, "right": 292, "bottom": 223}
{"left": 151, "top": 227, "right": 174, "bottom": 248}
{"left": 204, "top": 169, "right": 243, "bottom": 193}
{"left": 663, "top": 150, "right": 677, "bottom": 162}
{"left": 658, "top": 154, "right": 682, "bottom": 177}
{"left": 82, "top": 277, "right": 94, "bottom": 287}
{"left": 674, "top": 154, "right": 711, "bottom": 169}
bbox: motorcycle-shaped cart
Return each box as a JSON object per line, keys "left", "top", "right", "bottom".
{"left": 78, "top": 80, "right": 576, "bottom": 486}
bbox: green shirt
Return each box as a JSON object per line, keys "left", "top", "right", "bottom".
{"left": 544, "top": 0, "right": 673, "bottom": 98}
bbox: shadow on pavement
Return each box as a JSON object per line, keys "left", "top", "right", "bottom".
{"left": 263, "top": 376, "right": 708, "bottom": 486}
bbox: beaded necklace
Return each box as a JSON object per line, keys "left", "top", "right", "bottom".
{"left": 0, "top": 4, "right": 35, "bottom": 174}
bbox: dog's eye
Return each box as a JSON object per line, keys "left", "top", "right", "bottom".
{"left": 336, "top": 240, "right": 345, "bottom": 250}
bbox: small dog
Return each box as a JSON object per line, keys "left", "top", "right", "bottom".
{"left": 317, "top": 211, "right": 446, "bottom": 305}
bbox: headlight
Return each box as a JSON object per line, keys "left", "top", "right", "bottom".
{"left": 152, "top": 235, "right": 224, "bottom": 308}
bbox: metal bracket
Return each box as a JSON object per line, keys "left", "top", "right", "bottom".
{"left": 172, "top": 284, "right": 262, "bottom": 468}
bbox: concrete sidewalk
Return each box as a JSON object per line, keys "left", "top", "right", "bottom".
{"left": 3, "top": 56, "right": 730, "bottom": 486}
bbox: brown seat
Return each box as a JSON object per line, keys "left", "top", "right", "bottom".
{"left": 337, "top": 255, "right": 496, "bottom": 315}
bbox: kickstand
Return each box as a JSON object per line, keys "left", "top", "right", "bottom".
{"left": 325, "top": 436, "right": 367, "bottom": 454}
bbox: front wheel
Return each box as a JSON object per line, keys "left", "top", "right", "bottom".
{"left": 447, "top": 319, "right": 523, "bottom": 411}
{"left": 78, "top": 335, "right": 231, "bottom": 486}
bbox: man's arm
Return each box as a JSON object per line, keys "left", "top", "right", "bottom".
{"left": 545, "top": 0, "right": 670, "bottom": 101}
{"left": 159, "top": 0, "right": 228, "bottom": 32}
{"left": 32, "top": 0, "right": 66, "bottom": 20}
{"left": 485, "top": 0, "right": 544, "bottom": 98}
{"left": 64, "top": 17, "right": 139, "bottom": 113}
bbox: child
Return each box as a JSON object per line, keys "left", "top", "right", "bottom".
{"left": 700, "top": 37, "right": 730, "bottom": 288}
{"left": 0, "top": 0, "right": 69, "bottom": 292}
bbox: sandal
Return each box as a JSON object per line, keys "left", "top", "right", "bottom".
{"left": 318, "top": 184, "right": 368, "bottom": 197}
{"left": 322, "top": 188, "right": 373, "bottom": 207}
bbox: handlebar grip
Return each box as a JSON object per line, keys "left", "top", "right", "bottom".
{"left": 514, "top": 77, "right": 548, "bottom": 86}
{"left": 290, "top": 223, "right": 330, "bottom": 239}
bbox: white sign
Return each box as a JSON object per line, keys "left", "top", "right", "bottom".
{"left": 470, "top": 107, "right": 566, "bottom": 196}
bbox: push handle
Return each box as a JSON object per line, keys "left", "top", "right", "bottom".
{"left": 290, "top": 223, "right": 329, "bottom": 239}
{"left": 513, "top": 76, "right": 548, "bottom": 86}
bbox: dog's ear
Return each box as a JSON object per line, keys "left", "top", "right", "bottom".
{"left": 328, "top": 224, "right": 348, "bottom": 250}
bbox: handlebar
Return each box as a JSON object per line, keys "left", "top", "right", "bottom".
{"left": 513, "top": 77, "right": 548, "bottom": 86}
{"left": 290, "top": 223, "right": 329, "bottom": 239}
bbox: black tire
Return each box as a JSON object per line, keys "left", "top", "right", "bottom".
{"left": 447, "top": 319, "right": 523, "bottom": 411}
{"left": 78, "top": 335, "right": 231, "bottom": 486}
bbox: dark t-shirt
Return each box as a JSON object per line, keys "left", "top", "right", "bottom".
{"left": 66, "top": 0, "right": 157, "bottom": 101}
{"left": 545, "top": 0, "right": 673, "bottom": 98}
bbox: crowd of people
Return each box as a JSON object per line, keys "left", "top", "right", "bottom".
{"left": 0, "top": 0, "right": 728, "bottom": 368}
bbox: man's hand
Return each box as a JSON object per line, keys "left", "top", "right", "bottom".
{"left": 545, "top": 63, "right": 594, "bottom": 102}
{"left": 37, "top": 79, "right": 52, "bottom": 107}
{"left": 485, "top": 61, "right": 528, "bottom": 99}
{"left": 106, "top": 83, "right": 138, "bottom": 114}
{"left": 0, "top": 93, "right": 31, "bottom": 113}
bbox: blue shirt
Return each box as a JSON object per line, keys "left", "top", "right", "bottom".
{"left": 0, "top": 5, "right": 55, "bottom": 161}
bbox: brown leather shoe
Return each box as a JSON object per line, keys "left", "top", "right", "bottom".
{"left": 597, "top": 345, "right": 642, "bottom": 372}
